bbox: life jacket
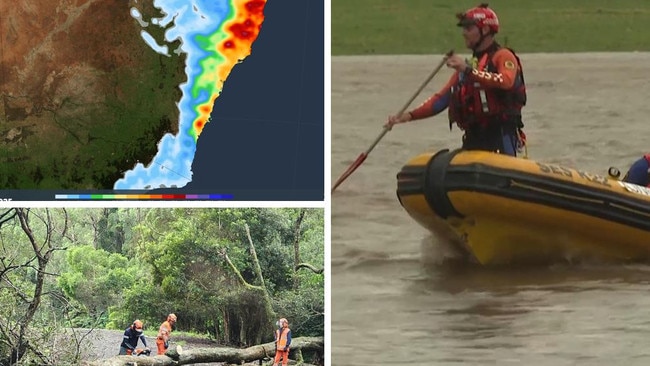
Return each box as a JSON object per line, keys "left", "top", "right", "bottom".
{"left": 275, "top": 328, "right": 290, "bottom": 350}
{"left": 622, "top": 154, "right": 650, "bottom": 187}
{"left": 157, "top": 321, "right": 172, "bottom": 339}
{"left": 643, "top": 154, "right": 650, "bottom": 187}
{"left": 448, "top": 44, "right": 527, "bottom": 131}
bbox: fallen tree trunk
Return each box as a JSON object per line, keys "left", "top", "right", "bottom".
{"left": 82, "top": 336, "right": 323, "bottom": 366}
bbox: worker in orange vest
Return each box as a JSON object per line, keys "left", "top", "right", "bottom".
{"left": 156, "top": 313, "right": 177, "bottom": 355}
{"left": 273, "top": 318, "right": 292, "bottom": 366}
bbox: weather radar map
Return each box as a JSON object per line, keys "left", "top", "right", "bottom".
{"left": 0, "top": 0, "right": 323, "bottom": 201}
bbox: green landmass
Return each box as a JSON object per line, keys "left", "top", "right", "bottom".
{"left": 0, "top": 2, "right": 186, "bottom": 189}
{"left": 332, "top": 0, "right": 650, "bottom": 55}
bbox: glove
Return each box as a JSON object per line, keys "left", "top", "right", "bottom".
{"left": 284, "top": 346, "right": 289, "bottom": 351}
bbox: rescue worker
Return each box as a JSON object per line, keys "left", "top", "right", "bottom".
{"left": 272, "top": 318, "right": 292, "bottom": 366}
{"left": 386, "top": 3, "right": 527, "bottom": 157}
{"left": 156, "top": 313, "right": 177, "bottom": 355}
{"left": 118, "top": 319, "right": 149, "bottom": 355}
{"left": 621, "top": 154, "right": 650, "bottom": 187}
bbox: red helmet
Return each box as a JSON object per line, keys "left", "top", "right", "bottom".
{"left": 132, "top": 320, "right": 143, "bottom": 332}
{"left": 456, "top": 3, "right": 499, "bottom": 34}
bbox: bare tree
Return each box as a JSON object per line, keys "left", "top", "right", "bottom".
{"left": 0, "top": 208, "right": 68, "bottom": 365}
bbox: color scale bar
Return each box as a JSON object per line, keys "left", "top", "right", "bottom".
{"left": 55, "top": 194, "right": 234, "bottom": 200}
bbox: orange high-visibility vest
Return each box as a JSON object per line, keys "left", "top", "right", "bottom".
{"left": 158, "top": 321, "right": 172, "bottom": 340}
{"left": 275, "top": 328, "right": 290, "bottom": 350}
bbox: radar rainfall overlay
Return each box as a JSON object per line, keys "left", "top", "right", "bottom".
{"left": 0, "top": 0, "right": 324, "bottom": 200}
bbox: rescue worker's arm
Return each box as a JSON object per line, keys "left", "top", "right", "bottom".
{"left": 284, "top": 330, "right": 292, "bottom": 351}
{"left": 385, "top": 73, "right": 457, "bottom": 128}
{"left": 408, "top": 73, "right": 457, "bottom": 120}
{"left": 140, "top": 334, "right": 148, "bottom": 348}
{"left": 465, "top": 49, "right": 518, "bottom": 90}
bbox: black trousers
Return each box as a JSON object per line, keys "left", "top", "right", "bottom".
{"left": 461, "top": 123, "right": 519, "bottom": 157}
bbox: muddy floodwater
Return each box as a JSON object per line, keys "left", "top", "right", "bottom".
{"left": 332, "top": 53, "right": 650, "bottom": 366}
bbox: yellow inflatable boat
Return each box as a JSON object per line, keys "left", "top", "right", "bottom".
{"left": 396, "top": 149, "right": 650, "bottom": 265}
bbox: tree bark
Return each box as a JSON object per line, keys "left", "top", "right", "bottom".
{"left": 222, "top": 250, "right": 263, "bottom": 291}
{"left": 243, "top": 223, "right": 277, "bottom": 334}
{"left": 0, "top": 209, "right": 66, "bottom": 365}
{"left": 292, "top": 209, "right": 306, "bottom": 289}
{"left": 82, "top": 336, "right": 324, "bottom": 366}
{"left": 11, "top": 209, "right": 57, "bottom": 365}
{"left": 220, "top": 223, "right": 278, "bottom": 341}
{"left": 223, "top": 309, "right": 229, "bottom": 345}
{"left": 239, "top": 317, "right": 245, "bottom": 346}
{"left": 214, "top": 317, "right": 220, "bottom": 345}
{"left": 295, "top": 263, "right": 324, "bottom": 274}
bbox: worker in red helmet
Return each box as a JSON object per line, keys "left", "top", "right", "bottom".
{"left": 156, "top": 313, "right": 177, "bottom": 355}
{"left": 119, "top": 319, "right": 149, "bottom": 355}
{"left": 386, "top": 3, "right": 528, "bottom": 157}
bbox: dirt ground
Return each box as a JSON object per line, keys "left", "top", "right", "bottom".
{"left": 72, "top": 328, "right": 224, "bottom": 364}
{"left": 76, "top": 328, "right": 309, "bottom": 365}
{"left": 332, "top": 52, "right": 650, "bottom": 257}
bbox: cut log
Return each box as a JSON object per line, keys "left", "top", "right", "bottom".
{"left": 82, "top": 336, "right": 323, "bottom": 366}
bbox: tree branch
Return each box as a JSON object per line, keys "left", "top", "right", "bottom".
{"left": 295, "top": 263, "right": 324, "bottom": 274}
{"left": 2, "top": 277, "right": 30, "bottom": 302}
{"left": 65, "top": 309, "right": 102, "bottom": 364}
{"left": 12, "top": 208, "right": 55, "bottom": 364}
{"left": 243, "top": 223, "right": 277, "bottom": 331}
{"left": 0, "top": 261, "right": 20, "bottom": 281}
{"left": 25, "top": 342, "right": 49, "bottom": 365}
{"left": 292, "top": 209, "right": 306, "bottom": 289}
{"left": 220, "top": 249, "right": 263, "bottom": 291}
{"left": 0, "top": 208, "right": 16, "bottom": 223}
{"left": 244, "top": 223, "right": 268, "bottom": 290}
{"left": 60, "top": 208, "right": 69, "bottom": 239}
{"left": 26, "top": 265, "right": 62, "bottom": 277}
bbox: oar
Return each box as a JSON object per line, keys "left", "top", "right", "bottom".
{"left": 331, "top": 49, "right": 455, "bottom": 194}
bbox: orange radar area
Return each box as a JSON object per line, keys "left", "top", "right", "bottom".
{"left": 194, "top": 104, "right": 213, "bottom": 132}
{"left": 192, "top": 0, "right": 267, "bottom": 138}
